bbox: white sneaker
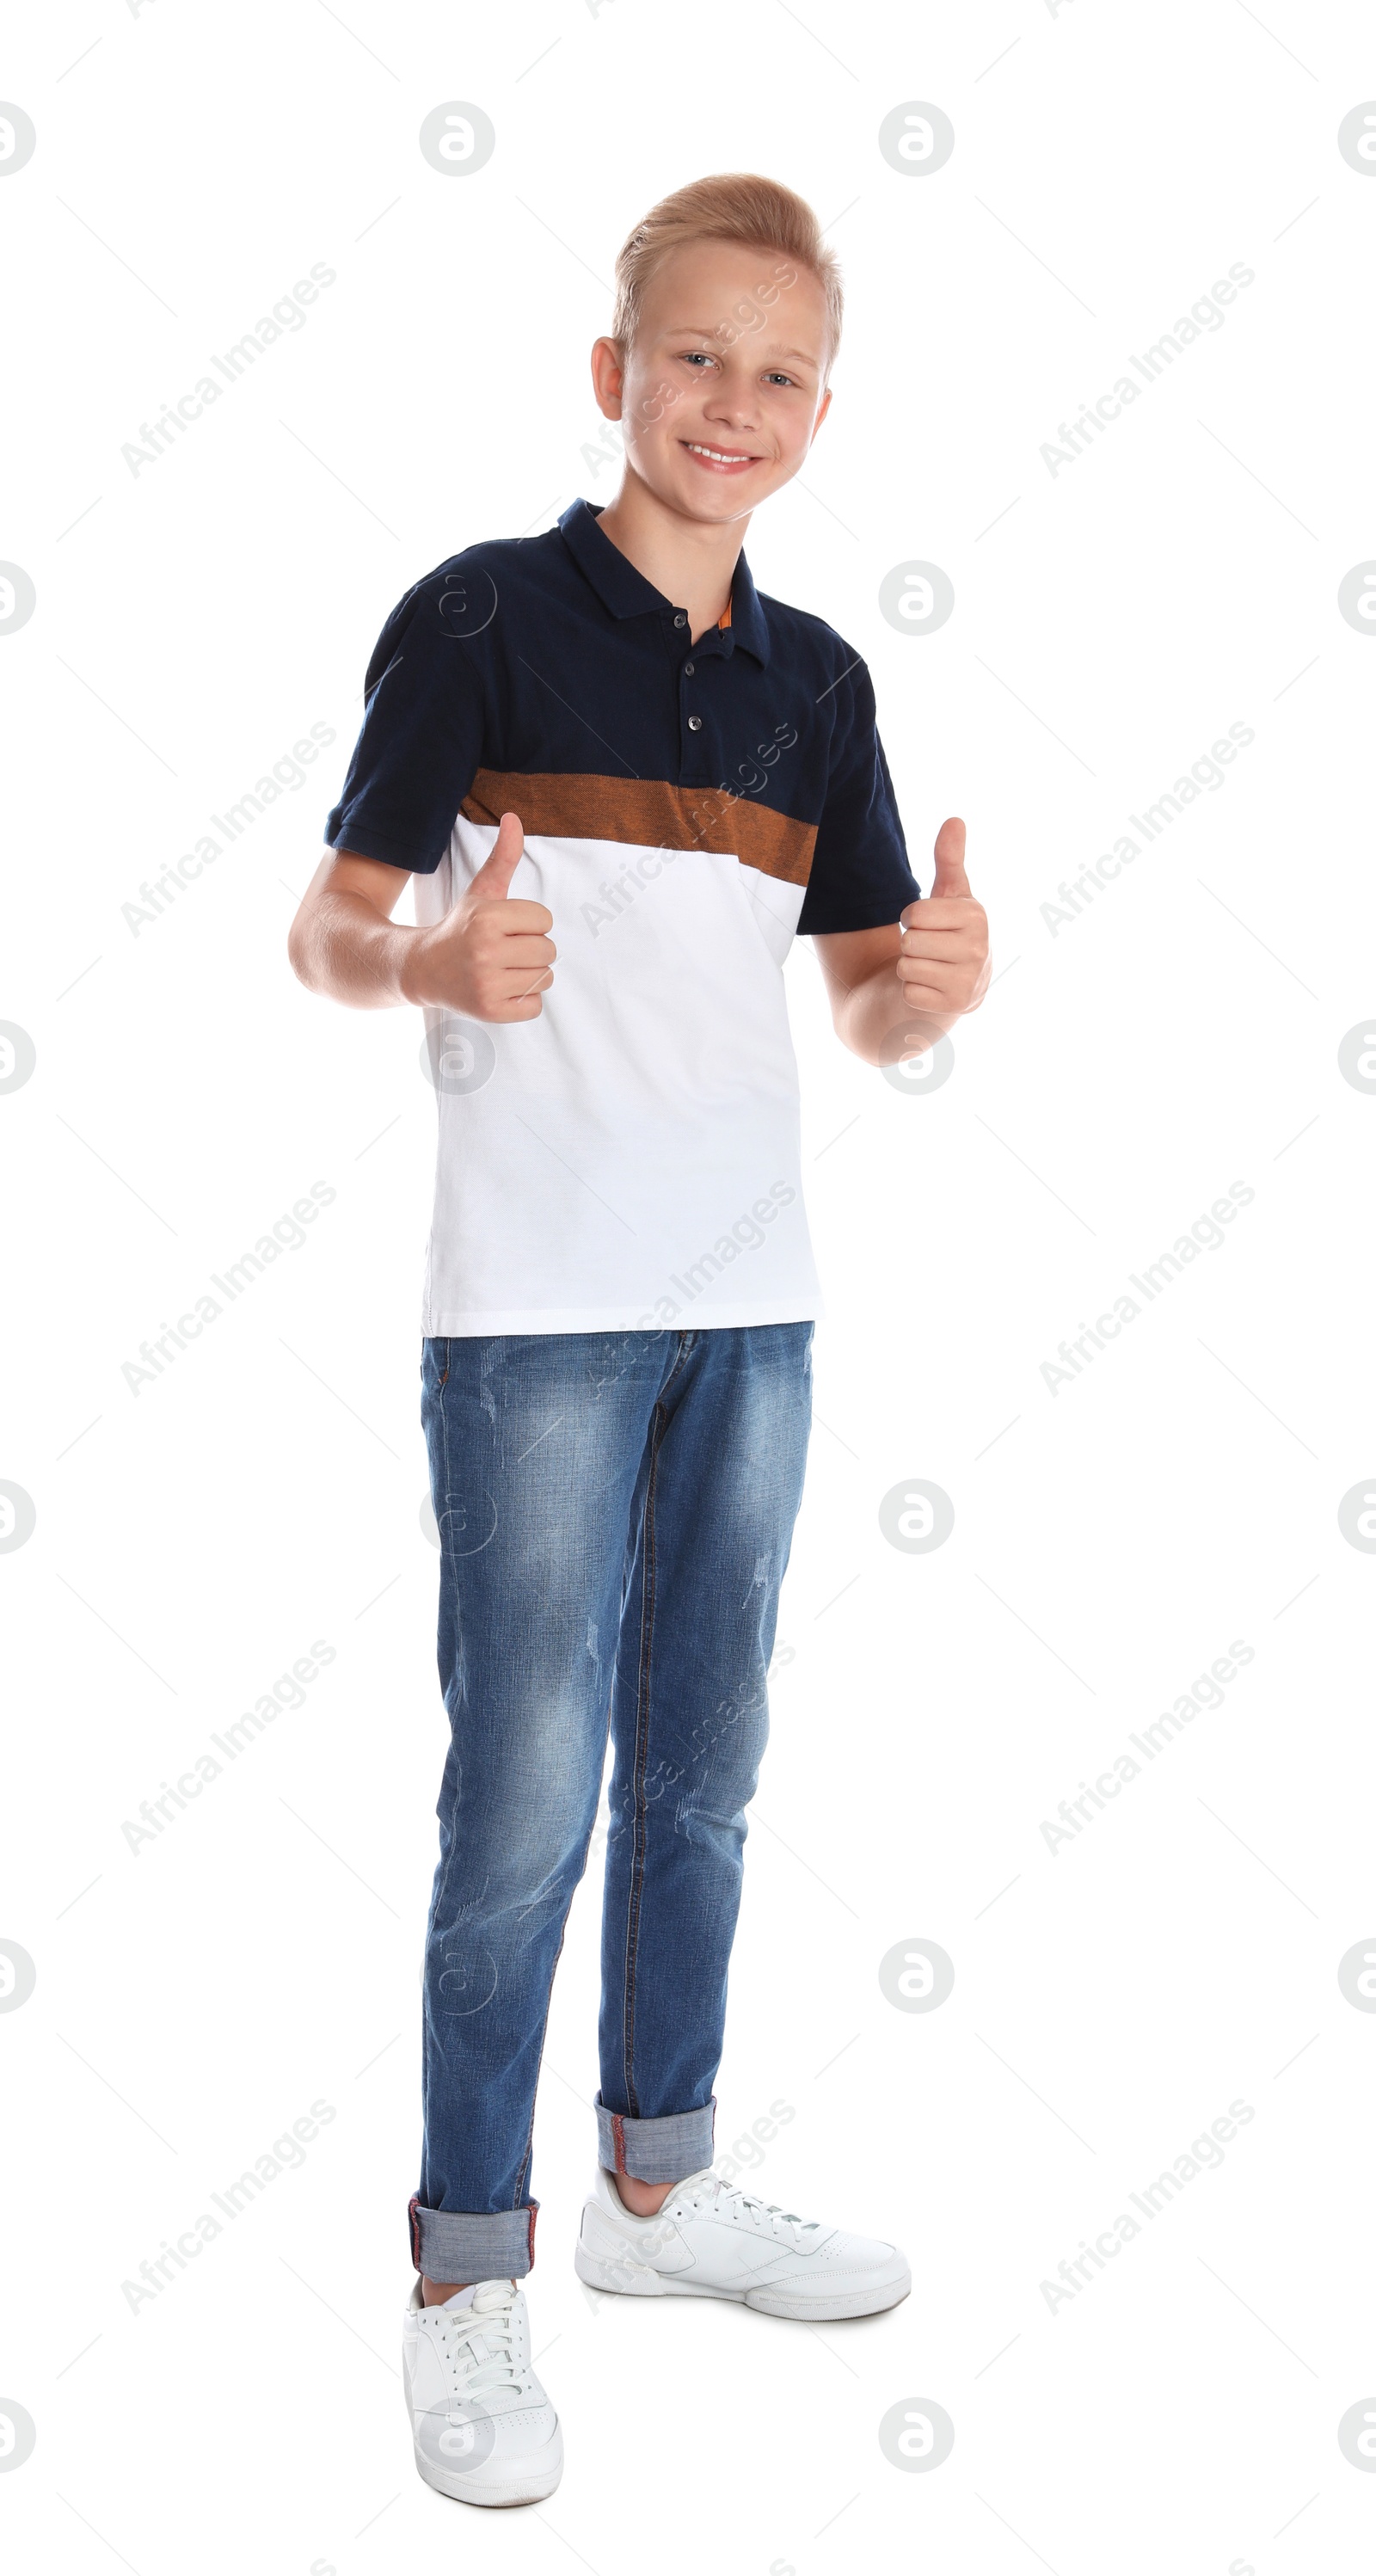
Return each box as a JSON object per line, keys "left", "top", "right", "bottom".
{"left": 402, "top": 2277, "right": 562, "bottom": 2507}
{"left": 574, "top": 2167, "right": 910, "bottom": 2321}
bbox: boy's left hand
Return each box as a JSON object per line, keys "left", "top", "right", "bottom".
{"left": 896, "top": 818, "right": 991, "bottom": 1017}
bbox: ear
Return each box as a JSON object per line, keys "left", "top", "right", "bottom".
{"left": 590, "top": 335, "right": 626, "bottom": 421}
{"left": 810, "top": 383, "right": 833, "bottom": 441}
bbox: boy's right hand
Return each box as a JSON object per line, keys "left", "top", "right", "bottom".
{"left": 401, "top": 812, "right": 556, "bottom": 1019}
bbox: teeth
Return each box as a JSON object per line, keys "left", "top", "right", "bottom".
{"left": 685, "top": 441, "right": 752, "bottom": 462}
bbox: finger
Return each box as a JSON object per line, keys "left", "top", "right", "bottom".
{"left": 468, "top": 810, "right": 525, "bottom": 900}
{"left": 900, "top": 924, "right": 976, "bottom": 952}
{"left": 897, "top": 959, "right": 958, "bottom": 1000}
{"left": 931, "top": 815, "right": 969, "bottom": 900}
{"left": 489, "top": 899, "right": 553, "bottom": 933}
{"left": 479, "top": 933, "right": 556, "bottom": 968}
{"left": 900, "top": 942, "right": 978, "bottom": 976}
{"left": 902, "top": 897, "right": 981, "bottom": 931}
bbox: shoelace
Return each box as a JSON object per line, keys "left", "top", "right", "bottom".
{"left": 428, "top": 2280, "right": 526, "bottom": 2402}
{"left": 686, "top": 2176, "right": 820, "bottom": 2248}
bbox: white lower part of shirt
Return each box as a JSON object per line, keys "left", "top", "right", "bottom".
{"left": 414, "top": 821, "right": 823, "bottom": 1336}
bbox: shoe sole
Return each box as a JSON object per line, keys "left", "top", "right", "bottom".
{"left": 574, "top": 2241, "right": 911, "bottom": 2321}
{"left": 412, "top": 2429, "right": 563, "bottom": 2509}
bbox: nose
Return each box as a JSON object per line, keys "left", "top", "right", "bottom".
{"left": 702, "top": 378, "right": 760, "bottom": 435}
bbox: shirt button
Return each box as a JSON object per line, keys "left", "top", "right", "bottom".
{"left": 673, "top": 612, "right": 687, "bottom": 627}
{"left": 684, "top": 661, "right": 695, "bottom": 676}
{"left": 687, "top": 715, "right": 703, "bottom": 731}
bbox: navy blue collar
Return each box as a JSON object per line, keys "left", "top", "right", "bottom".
{"left": 557, "top": 496, "right": 771, "bottom": 667}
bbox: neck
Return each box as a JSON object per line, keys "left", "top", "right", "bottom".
{"left": 594, "top": 472, "right": 746, "bottom": 642}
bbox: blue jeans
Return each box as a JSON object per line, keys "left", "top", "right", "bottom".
{"left": 408, "top": 1324, "right": 813, "bottom": 2284}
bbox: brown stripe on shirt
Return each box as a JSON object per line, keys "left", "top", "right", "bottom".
{"left": 460, "top": 771, "right": 815, "bottom": 887}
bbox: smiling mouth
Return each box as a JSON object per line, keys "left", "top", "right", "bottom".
{"left": 680, "top": 440, "right": 761, "bottom": 467}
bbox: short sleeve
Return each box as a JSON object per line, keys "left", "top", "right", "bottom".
{"left": 323, "top": 570, "right": 488, "bottom": 874}
{"left": 795, "top": 656, "right": 920, "bottom": 934}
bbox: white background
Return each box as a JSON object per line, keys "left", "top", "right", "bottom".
{"left": 3, "top": 2, "right": 1375, "bottom": 2569}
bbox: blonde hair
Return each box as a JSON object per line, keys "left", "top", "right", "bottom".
{"left": 610, "top": 173, "right": 843, "bottom": 375}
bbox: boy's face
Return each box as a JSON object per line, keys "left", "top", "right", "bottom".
{"left": 593, "top": 238, "right": 832, "bottom": 524}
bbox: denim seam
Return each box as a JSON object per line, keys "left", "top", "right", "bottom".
{"left": 517, "top": 1725, "right": 609, "bottom": 2200}
{"left": 619, "top": 1332, "right": 697, "bottom": 2118}
{"left": 514, "top": 1884, "right": 583, "bottom": 2210}
{"left": 621, "top": 1397, "right": 673, "bottom": 2117}
{"left": 418, "top": 1341, "right": 443, "bottom": 2209}
{"left": 425, "top": 1341, "right": 470, "bottom": 2212}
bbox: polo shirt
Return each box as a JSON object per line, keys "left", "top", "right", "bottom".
{"left": 324, "top": 497, "right": 919, "bottom": 1335}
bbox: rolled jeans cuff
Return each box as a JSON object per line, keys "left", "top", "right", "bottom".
{"left": 408, "top": 2193, "right": 538, "bottom": 2281}
{"left": 594, "top": 2093, "right": 716, "bottom": 2184}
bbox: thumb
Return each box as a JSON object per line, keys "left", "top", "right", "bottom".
{"left": 931, "top": 815, "right": 969, "bottom": 898}
{"left": 468, "top": 809, "right": 525, "bottom": 900}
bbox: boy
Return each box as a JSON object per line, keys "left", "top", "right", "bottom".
{"left": 287, "top": 173, "right": 989, "bottom": 2509}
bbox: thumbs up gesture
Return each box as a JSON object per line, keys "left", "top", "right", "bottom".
{"left": 404, "top": 812, "right": 556, "bottom": 1020}
{"left": 896, "top": 818, "right": 990, "bottom": 1017}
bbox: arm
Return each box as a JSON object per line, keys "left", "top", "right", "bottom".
{"left": 286, "top": 816, "right": 556, "bottom": 1019}
{"left": 814, "top": 816, "right": 990, "bottom": 1067}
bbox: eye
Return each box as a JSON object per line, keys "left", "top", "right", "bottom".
{"left": 763, "top": 370, "right": 797, "bottom": 387}
{"left": 678, "top": 349, "right": 717, "bottom": 368}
